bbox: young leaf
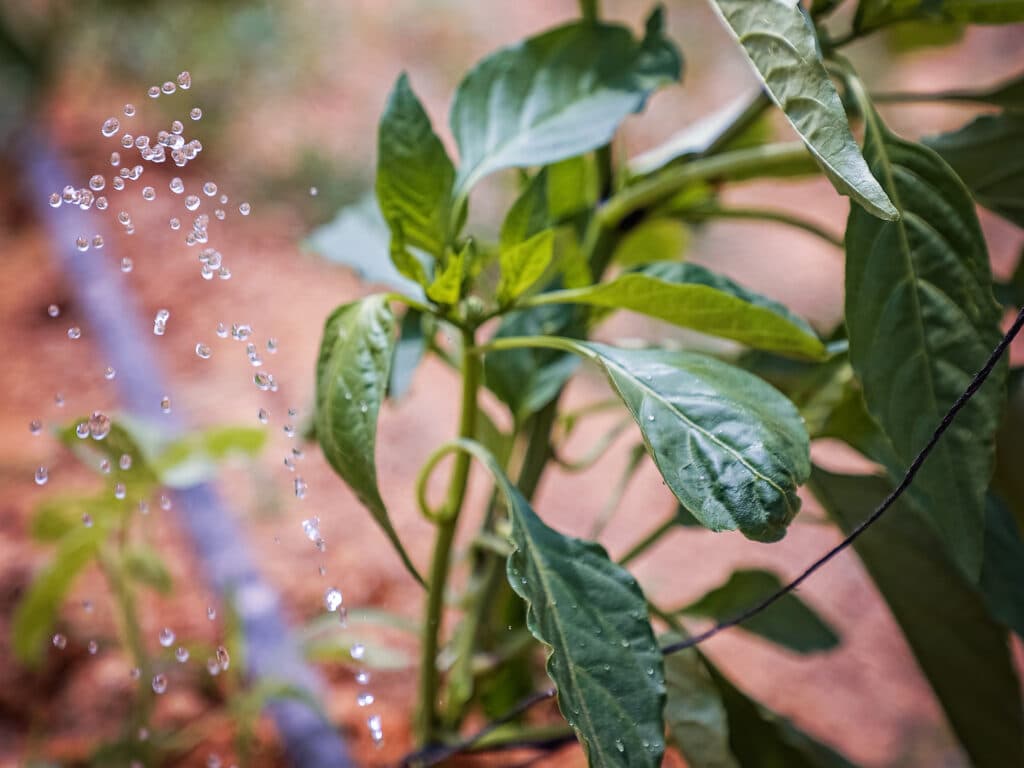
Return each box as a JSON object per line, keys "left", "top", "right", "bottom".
{"left": 925, "top": 111, "right": 1024, "bottom": 227}
{"left": 376, "top": 73, "right": 455, "bottom": 257}
{"left": 856, "top": 0, "right": 1024, "bottom": 31}
{"left": 13, "top": 524, "right": 104, "bottom": 664}
{"left": 845, "top": 110, "right": 1005, "bottom": 580}
{"left": 497, "top": 229, "right": 556, "bottom": 304}
{"left": 679, "top": 569, "right": 839, "bottom": 654}
{"left": 426, "top": 241, "right": 470, "bottom": 305}
{"left": 579, "top": 343, "right": 810, "bottom": 541}
{"left": 450, "top": 9, "right": 681, "bottom": 196}
{"left": 304, "top": 195, "right": 424, "bottom": 296}
{"left": 662, "top": 642, "right": 738, "bottom": 768}
{"left": 528, "top": 264, "right": 827, "bottom": 360}
{"left": 809, "top": 467, "right": 1024, "bottom": 768}
{"left": 708, "top": 0, "right": 898, "bottom": 220}
{"left": 315, "top": 296, "right": 423, "bottom": 585}
{"left": 456, "top": 441, "right": 666, "bottom": 767}
{"left": 706, "top": 658, "right": 857, "bottom": 768}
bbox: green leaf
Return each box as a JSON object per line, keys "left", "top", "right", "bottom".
{"left": 531, "top": 264, "right": 826, "bottom": 360}
{"left": 845, "top": 110, "right": 1005, "bottom": 580}
{"left": 450, "top": 9, "right": 681, "bottom": 197}
{"left": 579, "top": 343, "right": 810, "bottom": 541}
{"left": 426, "top": 241, "right": 470, "bottom": 305}
{"left": 662, "top": 641, "right": 738, "bottom": 768}
{"left": 388, "top": 309, "right": 426, "bottom": 400}
{"left": 122, "top": 546, "right": 173, "bottom": 594}
{"left": 156, "top": 426, "right": 267, "bottom": 488}
{"left": 455, "top": 441, "right": 665, "bottom": 767}
{"left": 315, "top": 296, "right": 423, "bottom": 585}
{"left": 706, "top": 658, "right": 857, "bottom": 768}
{"left": 376, "top": 73, "right": 455, "bottom": 257}
{"left": 856, "top": 0, "right": 1024, "bottom": 31}
{"left": 925, "top": 111, "right": 1024, "bottom": 227}
{"left": 13, "top": 524, "right": 103, "bottom": 665}
{"left": 680, "top": 569, "right": 839, "bottom": 654}
{"left": 59, "top": 421, "right": 159, "bottom": 491}
{"left": 31, "top": 495, "right": 106, "bottom": 541}
{"left": 304, "top": 195, "right": 425, "bottom": 296}
{"left": 611, "top": 219, "right": 689, "bottom": 267}
{"left": 809, "top": 467, "right": 1024, "bottom": 768}
{"left": 498, "top": 229, "right": 556, "bottom": 304}
{"left": 709, "top": 0, "right": 898, "bottom": 220}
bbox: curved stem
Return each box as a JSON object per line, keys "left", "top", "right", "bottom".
{"left": 415, "top": 327, "right": 481, "bottom": 746}
{"left": 680, "top": 206, "right": 844, "bottom": 248}
{"left": 618, "top": 512, "right": 678, "bottom": 566}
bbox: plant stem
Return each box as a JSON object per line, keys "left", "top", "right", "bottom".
{"left": 100, "top": 550, "right": 153, "bottom": 728}
{"left": 579, "top": 0, "right": 599, "bottom": 23}
{"left": 600, "top": 142, "right": 815, "bottom": 230}
{"left": 679, "top": 206, "right": 844, "bottom": 247}
{"left": 618, "top": 512, "right": 678, "bottom": 566}
{"left": 415, "top": 326, "right": 481, "bottom": 746}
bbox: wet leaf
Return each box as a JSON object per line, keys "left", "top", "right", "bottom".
{"left": 710, "top": 0, "right": 897, "bottom": 220}
{"left": 315, "top": 296, "right": 423, "bottom": 585}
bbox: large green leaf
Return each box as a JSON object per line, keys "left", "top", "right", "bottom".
{"left": 376, "top": 73, "right": 455, "bottom": 257}
{"left": 925, "top": 111, "right": 1024, "bottom": 227}
{"left": 663, "top": 642, "right": 738, "bottom": 768}
{"left": 13, "top": 524, "right": 104, "bottom": 665}
{"left": 315, "top": 296, "right": 422, "bottom": 584}
{"left": 809, "top": 468, "right": 1024, "bottom": 768}
{"left": 706, "top": 658, "right": 857, "bottom": 768}
{"left": 680, "top": 569, "right": 839, "bottom": 654}
{"left": 709, "top": 0, "right": 897, "bottom": 220}
{"left": 454, "top": 441, "right": 665, "bottom": 767}
{"left": 304, "top": 195, "right": 424, "bottom": 296}
{"left": 577, "top": 342, "right": 810, "bottom": 541}
{"left": 845, "top": 110, "right": 1005, "bottom": 580}
{"left": 449, "top": 9, "right": 681, "bottom": 196}
{"left": 856, "top": 0, "right": 1024, "bottom": 31}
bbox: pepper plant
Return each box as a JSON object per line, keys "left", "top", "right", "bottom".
{"left": 309, "top": 0, "right": 1024, "bottom": 765}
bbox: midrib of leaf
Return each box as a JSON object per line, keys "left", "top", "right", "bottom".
{"left": 600, "top": 354, "right": 789, "bottom": 499}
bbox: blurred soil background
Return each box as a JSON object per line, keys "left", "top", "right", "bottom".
{"left": 0, "top": 1, "right": 1022, "bottom": 766}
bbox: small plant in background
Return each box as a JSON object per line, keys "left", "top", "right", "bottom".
{"left": 308, "top": 0, "right": 1024, "bottom": 765}
{"left": 13, "top": 417, "right": 268, "bottom": 764}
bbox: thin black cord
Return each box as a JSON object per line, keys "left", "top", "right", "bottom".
{"left": 664, "top": 304, "right": 1024, "bottom": 654}
{"left": 399, "top": 306, "right": 1024, "bottom": 766}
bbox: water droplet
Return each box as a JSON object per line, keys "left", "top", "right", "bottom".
{"left": 206, "top": 657, "right": 220, "bottom": 676}
{"left": 104, "top": 366, "right": 116, "bottom": 380}
{"left": 203, "top": 181, "right": 217, "bottom": 197}
{"left": 89, "top": 174, "right": 106, "bottom": 192}
{"left": 74, "top": 235, "right": 88, "bottom": 252}
{"left": 67, "top": 326, "right": 82, "bottom": 340}
{"left": 102, "top": 117, "right": 120, "bottom": 137}
{"left": 170, "top": 119, "right": 184, "bottom": 135}
{"left": 52, "top": 633, "right": 66, "bottom": 649}
{"left": 88, "top": 639, "right": 99, "bottom": 654}
{"left": 138, "top": 500, "right": 149, "bottom": 515}
{"left": 257, "top": 408, "right": 269, "bottom": 424}
{"left": 88, "top": 411, "right": 111, "bottom": 440}
{"left": 119, "top": 453, "right": 132, "bottom": 470}
{"left": 185, "top": 194, "right": 200, "bottom": 211}
{"left": 367, "top": 714, "right": 383, "bottom": 745}
{"left": 350, "top": 643, "right": 366, "bottom": 661}
{"left": 324, "top": 587, "right": 343, "bottom": 612}
{"left": 215, "top": 645, "right": 230, "bottom": 671}
{"left": 114, "top": 482, "right": 127, "bottom": 500}
{"left": 160, "top": 396, "right": 171, "bottom": 414}
{"left": 129, "top": 666, "right": 141, "bottom": 679}
{"left": 121, "top": 257, "right": 134, "bottom": 273}
{"left": 176, "top": 71, "right": 191, "bottom": 89}
{"left": 357, "top": 692, "right": 375, "bottom": 707}
{"left": 160, "top": 495, "right": 172, "bottom": 511}
{"left": 283, "top": 424, "right": 296, "bottom": 438}
{"left": 99, "top": 459, "right": 111, "bottom": 474}
{"left": 123, "top": 103, "right": 136, "bottom": 117}
{"left": 238, "top": 201, "right": 251, "bottom": 216}
{"left": 207, "top": 605, "right": 217, "bottom": 621}
{"left": 615, "top": 739, "right": 625, "bottom": 753}
{"left": 92, "top": 235, "right": 104, "bottom": 249}
{"left": 159, "top": 627, "right": 175, "bottom": 647}
{"left": 142, "top": 186, "right": 156, "bottom": 201}
{"left": 152, "top": 673, "right": 168, "bottom": 694}
{"left": 54, "top": 393, "right": 65, "bottom": 407}
{"left": 195, "top": 343, "right": 212, "bottom": 359}
{"left": 355, "top": 670, "right": 370, "bottom": 685}
{"left": 29, "top": 419, "right": 42, "bottom": 435}
{"left": 161, "top": 81, "right": 176, "bottom": 95}
{"left": 49, "top": 192, "right": 61, "bottom": 208}
{"left": 35, "top": 467, "right": 48, "bottom": 485}
{"left": 173, "top": 646, "right": 189, "bottom": 663}
{"left": 309, "top": 186, "right": 318, "bottom": 196}
{"left": 294, "top": 476, "right": 307, "bottom": 499}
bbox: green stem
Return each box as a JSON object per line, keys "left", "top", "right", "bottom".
{"left": 100, "top": 550, "right": 153, "bottom": 728}
{"left": 600, "top": 142, "right": 815, "bottom": 231}
{"left": 702, "top": 91, "right": 772, "bottom": 157}
{"left": 618, "top": 512, "right": 678, "bottom": 567}
{"left": 415, "top": 327, "right": 481, "bottom": 746}
{"left": 578, "top": 0, "right": 599, "bottom": 23}
{"left": 680, "top": 206, "right": 844, "bottom": 248}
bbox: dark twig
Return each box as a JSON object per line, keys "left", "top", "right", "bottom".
{"left": 403, "top": 305, "right": 1024, "bottom": 765}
